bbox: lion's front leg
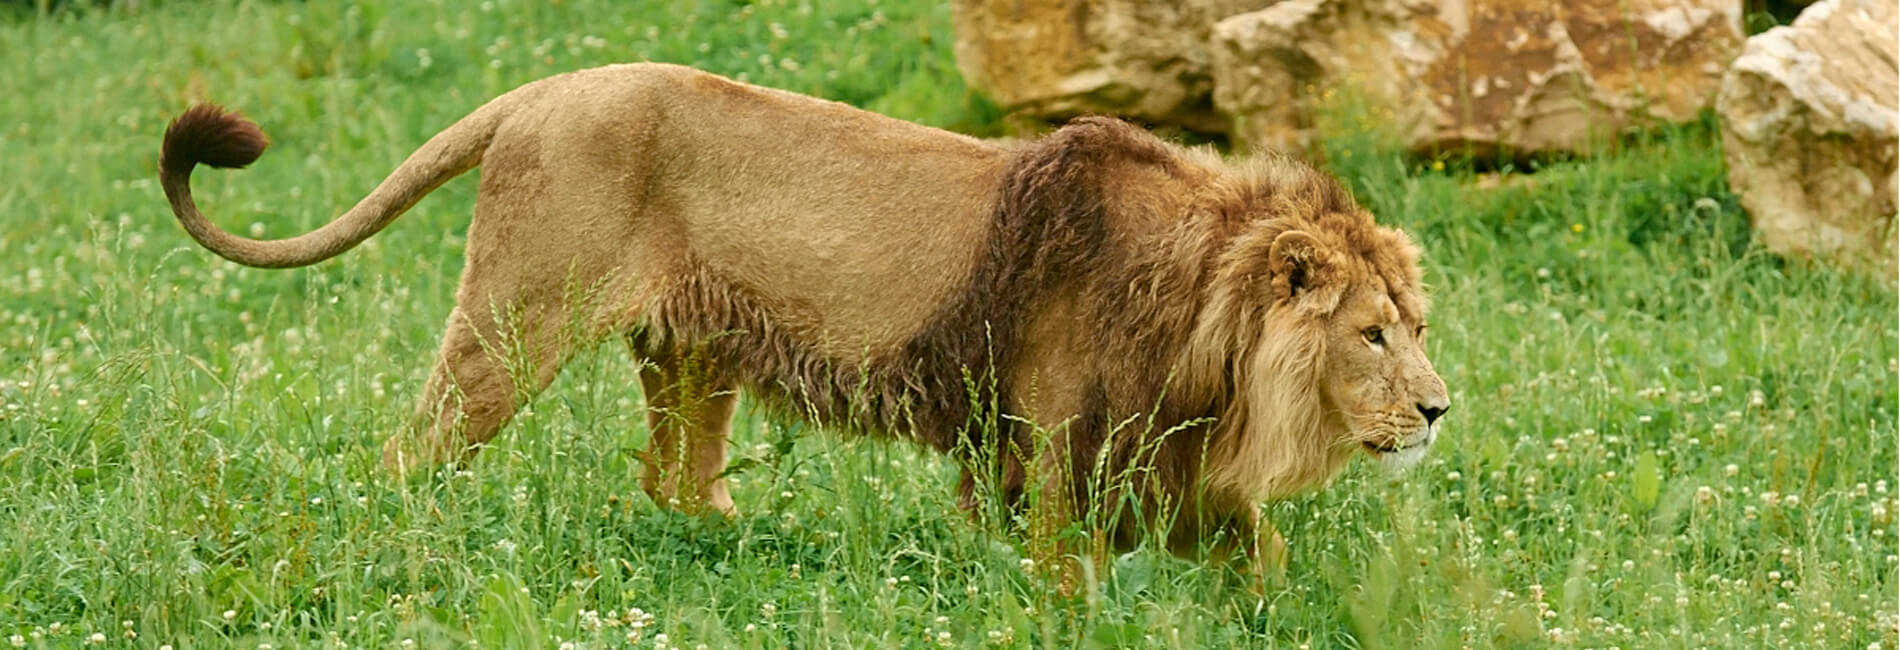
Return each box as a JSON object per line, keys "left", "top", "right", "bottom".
{"left": 1207, "top": 506, "right": 1287, "bottom": 594}
{"left": 1021, "top": 459, "right": 1109, "bottom": 599}
{"left": 1251, "top": 514, "right": 1289, "bottom": 588}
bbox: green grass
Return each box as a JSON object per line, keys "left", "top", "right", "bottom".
{"left": 1, "top": 1, "right": 1895, "bottom": 648}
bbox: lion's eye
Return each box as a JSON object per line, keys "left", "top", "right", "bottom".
{"left": 1363, "top": 327, "right": 1385, "bottom": 345}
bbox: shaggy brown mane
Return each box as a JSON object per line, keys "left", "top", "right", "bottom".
{"left": 637, "top": 115, "right": 1383, "bottom": 546}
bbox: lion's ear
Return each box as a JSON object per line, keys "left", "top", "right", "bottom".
{"left": 1267, "top": 230, "right": 1331, "bottom": 301}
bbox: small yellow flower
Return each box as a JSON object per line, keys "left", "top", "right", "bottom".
{"left": 1570, "top": 223, "right": 1584, "bottom": 233}
{"left": 1430, "top": 160, "right": 1445, "bottom": 172}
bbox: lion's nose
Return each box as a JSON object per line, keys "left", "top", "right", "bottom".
{"left": 1417, "top": 402, "right": 1448, "bottom": 425}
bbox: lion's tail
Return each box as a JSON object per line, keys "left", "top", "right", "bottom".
{"left": 158, "top": 90, "right": 523, "bottom": 269}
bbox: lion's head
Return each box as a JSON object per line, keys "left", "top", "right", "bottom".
{"left": 1187, "top": 188, "right": 1449, "bottom": 501}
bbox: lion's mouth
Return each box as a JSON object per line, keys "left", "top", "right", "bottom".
{"left": 1362, "top": 433, "right": 1433, "bottom": 454}
{"left": 1363, "top": 440, "right": 1408, "bottom": 454}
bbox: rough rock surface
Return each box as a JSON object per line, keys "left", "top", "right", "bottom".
{"left": 1211, "top": 0, "right": 1744, "bottom": 156}
{"left": 951, "top": 0, "right": 1277, "bottom": 134}
{"left": 1718, "top": 0, "right": 1897, "bottom": 268}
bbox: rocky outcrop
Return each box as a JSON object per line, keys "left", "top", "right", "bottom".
{"left": 1718, "top": 0, "right": 1897, "bottom": 268}
{"left": 951, "top": 0, "right": 1277, "bottom": 134}
{"left": 1210, "top": 0, "right": 1744, "bottom": 156}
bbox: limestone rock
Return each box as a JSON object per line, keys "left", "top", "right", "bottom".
{"left": 1211, "top": 0, "right": 1744, "bottom": 156}
{"left": 1718, "top": 0, "right": 1897, "bottom": 268}
{"left": 951, "top": 0, "right": 1277, "bottom": 134}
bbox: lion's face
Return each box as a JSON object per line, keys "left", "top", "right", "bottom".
{"left": 1317, "top": 279, "right": 1449, "bottom": 473}
{"left": 1177, "top": 200, "right": 1452, "bottom": 498}
{"left": 1246, "top": 221, "right": 1449, "bottom": 477}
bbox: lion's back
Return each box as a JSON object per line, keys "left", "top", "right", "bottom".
{"left": 535, "top": 63, "right": 1013, "bottom": 360}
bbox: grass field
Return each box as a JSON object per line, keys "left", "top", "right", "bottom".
{"left": 2, "top": 1, "right": 1896, "bottom": 648}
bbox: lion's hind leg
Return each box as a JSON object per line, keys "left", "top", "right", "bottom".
{"left": 379, "top": 107, "right": 656, "bottom": 479}
{"left": 382, "top": 300, "right": 579, "bottom": 476}
{"left": 636, "top": 349, "right": 739, "bottom": 516}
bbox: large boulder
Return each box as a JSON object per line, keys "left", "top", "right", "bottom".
{"left": 1210, "top": 0, "right": 1744, "bottom": 157}
{"left": 1717, "top": 0, "right": 1897, "bottom": 268}
{"left": 951, "top": 0, "right": 1277, "bottom": 134}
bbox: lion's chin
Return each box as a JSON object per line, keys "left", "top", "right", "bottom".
{"left": 1364, "top": 427, "right": 1436, "bottom": 475}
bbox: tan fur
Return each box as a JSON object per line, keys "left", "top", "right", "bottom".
{"left": 158, "top": 63, "right": 1448, "bottom": 577}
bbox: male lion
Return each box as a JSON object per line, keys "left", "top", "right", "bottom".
{"left": 159, "top": 63, "right": 1449, "bottom": 581}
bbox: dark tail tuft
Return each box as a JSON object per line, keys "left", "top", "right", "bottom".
{"left": 161, "top": 104, "right": 269, "bottom": 177}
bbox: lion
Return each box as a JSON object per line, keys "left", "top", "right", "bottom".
{"left": 158, "top": 62, "right": 1449, "bottom": 583}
